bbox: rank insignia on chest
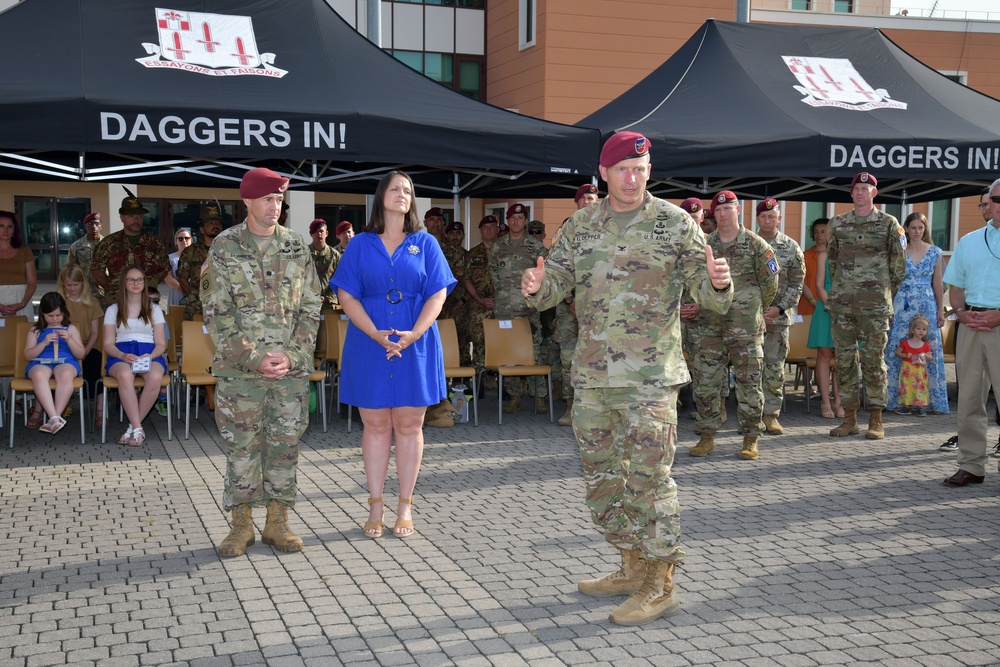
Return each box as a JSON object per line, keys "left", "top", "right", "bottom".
{"left": 615, "top": 244, "right": 628, "bottom": 256}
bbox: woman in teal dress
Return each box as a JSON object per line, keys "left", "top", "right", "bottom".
{"left": 809, "top": 243, "right": 843, "bottom": 419}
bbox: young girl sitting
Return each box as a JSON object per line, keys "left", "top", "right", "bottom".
{"left": 895, "top": 315, "right": 932, "bottom": 417}
{"left": 103, "top": 265, "right": 167, "bottom": 446}
{"left": 24, "top": 292, "right": 85, "bottom": 434}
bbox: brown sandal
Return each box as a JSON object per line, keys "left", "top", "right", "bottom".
{"left": 363, "top": 497, "right": 383, "bottom": 538}
{"left": 26, "top": 410, "right": 44, "bottom": 429}
{"left": 393, "top": 496, "right": 415, "bottom": 538}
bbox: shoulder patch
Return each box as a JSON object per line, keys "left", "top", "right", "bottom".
{"left": 897, "top": 226, "right": 907, "bottom": 250}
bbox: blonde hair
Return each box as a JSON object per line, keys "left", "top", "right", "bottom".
{"left": 909, "top": 315, "right": 930, "bottom": 340}
{"left": 57, "top": 264, "right": 95, "bottom": 306}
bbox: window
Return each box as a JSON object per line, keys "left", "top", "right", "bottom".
{"left": 390, "top": 50, "right": 485, "bottom": 99}
{"left": 314, "top": 204, "right": 367, "bottom": 235}
{"left": 801, "top": 201, "right": 825, "bottom": 249}
{"left": 15, "top": 196, "right": 90, "bottom": 281}
{"left": 458, "top": 57, "right": 484, "bottom": 100}
{"left": 519, "top": 0, "right": 535, "bottom": 49}
{"left": 790, "top": 0, "right": 811, "bottom": 9}
{"left": 833, "top": 0, "right": 854, "bottom": 13}
{"left": 390, "top": 0, "right": 485, "bottom": 6}
{"left": 929, "top": 200, "right": 953, "bottom": 252}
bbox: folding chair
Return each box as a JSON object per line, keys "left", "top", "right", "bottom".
{"left": 9, "top": 322, "right": 86, "bottom": 447}
{"left": 784, "top": 314, "right": 815, "bottom": 411}
{"left": 181, "top": 321, "right": 216, "bottom": 439}
{"left": 100, "top": 346, "right": 173, "bottom": 444}
{"left": 479, "top": 318, "right": 553, "bottom": 425}
{"left": 438, "top": 318, "right": 478, "bottom": 426}
{"left": 0, "top": 315, "right": 29, "bottom": 430}
{"left": 164, "top": 308, "right": 185, "bottom": 417}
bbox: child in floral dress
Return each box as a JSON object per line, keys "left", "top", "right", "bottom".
{"left": 895, "top": 315, "right": 931, "bottom": 417}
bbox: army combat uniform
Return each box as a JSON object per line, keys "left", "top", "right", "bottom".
{"left": 90, "top": 230, "right": 171, "bottom": 308}
{"left": 760, "top": 230, "right": 805, "bottom": 420}
{"left": 204, "top": 222, "right": 322, "bottom": 512}
{"left": 527, "top": 193, "right": 732, "bottom": 564}
{"left": 463, "top": 241, "right": 494, "bottom": 369}
{"left": 827, "top": 209, "right": 906, "bottom": 413}
{"left": 309, "top": 243, "right": 341, "bottom": 310}
{"left": 440, "top": 241, "right": 471, "bottom": 364}
{"left": 177, "top": 242, "right": 211, "bottom": 320}
{"left": 67, "top": 235, "right": 104, "bottom": 303}
{"left": 489, "top": 233, "right": 548, "bottom": 401}
{"left": 691, "top": 226, "right": 778, "bottom": 440}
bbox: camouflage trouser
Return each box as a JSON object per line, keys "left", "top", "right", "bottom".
{"left": 463, "top": 301, "right": 492, "bottom": 370}
{"left": 553, "top": 301, "right": 578, "bottom": 400}
{"left": 496, "top": 309, "right": 547, "bottom": 398}
{"left": 540, "top": 306, "right": 562, "bottom": 383}
{"left": 218, "top": 375, "right": 309, "bottom": 510}
{"left": 442, "top": 301, "right": 473, "bottom": 366}
{"left": 831, "top": 308, "right": 889, "bottom": 410}
{"left": 572, "top": 385, "right": 684, "bottom": 564}
{"left": 762, "top": 324, "right": 790, "bottom": 416}
{"left": 691, "top": 326, "right": 764, "bottom": 435}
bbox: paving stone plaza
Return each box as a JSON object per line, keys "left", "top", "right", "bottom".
{"left": 2, "top": 385, "right": 999, "bottom": 666}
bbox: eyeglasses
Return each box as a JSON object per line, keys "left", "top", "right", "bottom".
{"left": 978, "top": 204, "right": 990, "bottom": 210}
{"left": 125, "top": 277, "right": 145, "bottom": 285}
{"left": 176, "top": 236, "right": 192, "bottom": 241}
{"left": 530, "top": 231, "right": 545, "bottom": 236}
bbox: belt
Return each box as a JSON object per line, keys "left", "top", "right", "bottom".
{"left": 967, "top": 305, "right": 999, "bottom": 312}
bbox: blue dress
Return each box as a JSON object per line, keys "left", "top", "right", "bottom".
{"left": 330, "top": 231, "right": 456, "bottom": 408}
{"left": 25, "top": 327, "right": 82, "bottom": 376}
{"left": 884, "top": 245, "right": 949, "bottom": 413}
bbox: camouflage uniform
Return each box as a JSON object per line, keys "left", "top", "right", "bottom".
{"left": 527, "top": 193, "right": 733, "bottom": 563}
{"left": 827, "top": 209, "right": 906, "bottom": 410}
{"left": 691, "top": 227, "right": 778, "bottom": 437}
{"left": 489, "top": 233, "right": 548, "bottom": 398}
{"left": 309, "top": 243, "right": 341, "bottom": 310}
{"left": 204, "top": 222, "right": 322, "bottom": 511}
{"left": 440, "top": 241, "right": 471, "bottom": 364}
{"left": 760, "top": 230, "right": 805, "bottom": 417}
{"left": 463, "top": 241, "right": 493, "bottom": 368}
{"left": 176, "top": 242, "right": 211, "bottom": 320}
{"left": 90, "top": 230, "right": 170, "bottom": 308}
{"left": 67, "top": 235, "right": 104, "bottom": 302}
{"left": 552, "top": 300, "right": 577, "bottom": 399}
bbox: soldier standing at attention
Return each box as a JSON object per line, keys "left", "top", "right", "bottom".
{"left": 463, "top": 215, "right": 500, "bottom": 371}
{"left": 177, "top": 204, "right": 224, "bottom": 321}
{"left": 307, "top": 218, "right": 341, "bottom": 310}
{"left": 490, "top": 203, "right": 548, "bottom": 414}
{"left": 205, "top": 168, "right": 322, "bottom": 558}
{"left": 755, "top": 198, "right": 805, "bottom": 435}
{"left": 522, "top": 132, "right": 733, "bottom": 626}
{"left": 440, "top": 221, "right": 471, "bottom": 364}
{"left": 67, "top": 212, "right": 105, "bottom": 303}
{"left": 827, "top": 172, "right": 906, "bottom": 440}
{"left": 688, "top": 191, "right": 778, "bottom": 461}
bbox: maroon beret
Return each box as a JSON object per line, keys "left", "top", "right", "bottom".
{"left": 599, "top": 132, "right": 650, "bottom": 168}
{"left": 851, "top": 171, "right": 877, "bottom": 189}
{"left": 755, "top": 198, "right": 779, "bottom": 217}
{"left": 446, "top": 221, "right": 464, "bottom": 234}
{"left": 424, "top": 207, "right": 445, "bottom": 219}
{"left": 679, "top": 197, "right": 703, "bottom": 214}
{"left": 335, "top": 221, "right": 353, "bottom": 236}
{"left": 506, "top": 203, "right": 527, "bottom": 219}
{"left": 240, "top": 168, "right": 289, "bottom": 200}
{"left": 574, "top": 184, "right": 599, "bottom": 202}
{"left": 309, "top": 218, "right": 327, "bottom": 235}
{"left": 710, "top": 190, "right": 739, "bottom": 216}
{"left": 479, "top": 215, "right": 499, "bottom": 228}
{"left": 83, "top": 212, "right": 102, "bottom": 225}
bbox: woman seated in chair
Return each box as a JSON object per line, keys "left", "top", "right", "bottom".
{"left": 103, "top": 265, "right": 167, "bottom": 447}
{"left": 24, "top": 292, "right": 85, "bottom": 434}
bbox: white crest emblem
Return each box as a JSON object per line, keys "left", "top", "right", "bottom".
{"left": 782, "top": 56, "right": 905, "bottom": 111}
{"left": 136, "top": 8, "right": 288, "bottom": 78}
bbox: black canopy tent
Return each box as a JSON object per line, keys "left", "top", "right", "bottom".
{"left": 0, "top": 0, "right": 600, "bottom": 196}
{"left": 473, "top": 20, "right": 1000, "bottom": 203}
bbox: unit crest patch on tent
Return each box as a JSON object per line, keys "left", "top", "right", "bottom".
{"left": 781, "top": 56, "right": 905, "bottom": 112}
{"left": 136, "top": 8, "right": 288, "bottom": 78}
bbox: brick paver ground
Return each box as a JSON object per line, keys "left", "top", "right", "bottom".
{"left": 2, "top": 381, "right": 999, "bottom": 666}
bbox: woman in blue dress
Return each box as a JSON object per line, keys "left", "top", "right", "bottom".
{"left": 331, "top": 171, "right": 456, "bottom": 539}
{"left": 885, "top": 212, "right": 948, "bottom": 414}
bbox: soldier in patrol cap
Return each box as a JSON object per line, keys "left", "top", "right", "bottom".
{"left": 205, "top": 167, "right": 322, "bottom": 558}
{"left": 522, "top": 131, "right": 733, "bottom": 626}
{"left": 755, "top": 198, "right": 805, "bottom": 435}
{"left": 827, "top": 172, "right": 906, "bottom": 440}
{"left": 90, "top": 189, "right": 170, "bottom": 309}
{"left": 463, "top": 215, "right": 500, "bottom": 370}
{"left": 177, "top": 203, "right": 224, "bottom": 321}
{"left": 489, "top": 203, "right": 548, "bottom": 413}
{"left": 688, "top": 191, "right": 778, "bottom": 461}
{"left": 440, "top": 221, "right": 471, "bottom": 363}
{"left": 67, "top": 212, "right": 105, "bottom": 302}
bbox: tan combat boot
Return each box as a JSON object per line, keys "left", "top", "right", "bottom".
{"left": 608, "top": 560, "right": 681, "bottom": 626}
{"left": 763, "top": 414, "right": 784, "bottom": 435}
{"left": 829, "top": 409, "right": 859, "bottom": 437}
{"left": 217, "top": 504, "right": 254, "bottom": 558}
{"left": 261, "top": 500, "right": 304, "bottom": 553}
{"left": 578, "top": 547, "right": 646, "bottom": 598}
{"left": 866, "top": 409, "right": 884, "bottom": 440}
{"left": 503, "top": 395, "right": 522, "bottom": 414}
{"left": 688, "top": 433, "right": 715, "bottom": 457}
{"left": 558, "top": 398, "right": 574, "bottom": 426}
{"left": 551, "top": 379, "right": 563, "bottom": 400}
{"left": 739, "top": 435, "right": 759, "bottom": 460}
{"left": 535, "top": 396, "right": 549, "bottom": 414}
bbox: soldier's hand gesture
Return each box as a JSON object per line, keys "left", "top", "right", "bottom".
{"left": 521, "top": 257, "right": 545, "bottom": 297}
{"left": 706, "top": 246, "right": 731, "bottom": 290}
